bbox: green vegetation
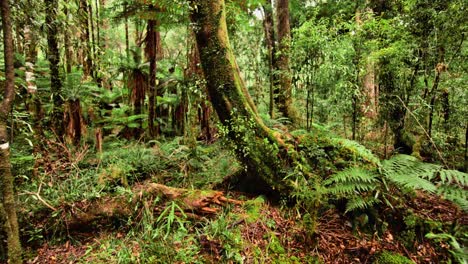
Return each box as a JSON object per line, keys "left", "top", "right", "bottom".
{"left": 0, "top": 0, "right": 466, "bottom": 263}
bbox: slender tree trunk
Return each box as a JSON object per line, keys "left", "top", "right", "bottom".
{"left": 145, "top": 19, "right": 159, "bottom": 138}
{"left": 88, "top": 0, "right": 97, "bottom": 80}
{"left": 427, "top": 66, "right": 442, "bottom": 138}
{"left": 274, "top": 0, "right": 296, "bottom": 122}
{"left": 46, "top": 0, "right": 64, "bottom": 138}
{"left": 464, "top": 122, "right": 467, "bottom": 172}
{"left": 79, "top": 0, "right": 93, "bottom": 78}
{"left": 64, "top": 6, "right": 73, "bottom": 74}
{"left": 123, "top": 3, "right": 130, "bottom": 61}
{"left": 262, "top": 0, "right": 276, "bottom": 118}
{"left": 0, "top": 0, "right": 22, "bottom": 262}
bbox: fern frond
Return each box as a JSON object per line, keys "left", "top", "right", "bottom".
{"left": 381, "top": 155, "right": 438, "bottom": 193}
{"left": 331, "top": 138, "right": 381, "bottom": 165}
{"left": 439, "top": 170, "right": 468, "bottom": 186}
{"left": 325, "top": 167, "right": 379, "bottom": 198}
{"left": 382, "top": 155, "right": 441, "bottom": 178}
{"left": 437, "top": 185, "right": 468, "bottom": 211}
{"left": 346, "top": 196, "right": 380, "bottom": 213}
{"left": 324, "top": 167, "right": 378, "bottom": 185}
{"left": 327, "top": 182, "right": 377, "bottom": 196}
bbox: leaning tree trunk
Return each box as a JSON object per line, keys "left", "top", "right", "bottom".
{"left": 189, "top": 0, "right": 305, "bottom": 195}
{"left": 0, "top": 0, "right": 22, "bottom": 262}
{"left": 46, "top": 0, "right": 64, "bottom": 139}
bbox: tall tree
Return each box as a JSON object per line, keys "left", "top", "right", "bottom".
{"left": 79, "top": 0, "right": 94, "bottom": 78}
{"left": 262, "top": 0, "right": 276, "bottom": 118}
{"left": 0, "top": 0, "right": 22, "bottom": 262}
{"left": 145, "top": 18, "right": 160, "bottom": 138}
{"left": 275, "top": 0, "right": 297, "bottom": 122}
{"left": 189, "top": 0, "right": 312, "bottom": 195}
{"left": 46, "top": 0, "right": 64, "bottom": 138}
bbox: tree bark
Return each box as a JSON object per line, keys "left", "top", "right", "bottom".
{"left": 262, "top": 0, "right": 276, "bottom": 119}
{"left": 46, "top": 0, "right": 64, "bottom": 138}
{"left": 274, "top": 0, "right": 297, "bottom": 122}
{"left": 145, "top": 19, "right": 160, "bottom": 138}
{"left": 79, "top": 0, "right": 94, "bottom": 78}
{"left": 0, "top": 0, "right": 22, "bottom": 262}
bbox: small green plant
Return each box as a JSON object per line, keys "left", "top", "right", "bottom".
{"left": 426, "top": 232, "right": 468, "bottom": 264}
{"left": 374, "top": 251, "right": 414, "bottom": 264}
{"left": 156, "top": 201, "right": 188, "bottom": 239}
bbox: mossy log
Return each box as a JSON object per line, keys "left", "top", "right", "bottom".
{"left": 34, "top": 183, "right": 242, "bottom": 232}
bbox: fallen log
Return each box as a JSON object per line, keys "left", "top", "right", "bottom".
{"left": 22, "top": 183, "right": 243, "bottom": 235}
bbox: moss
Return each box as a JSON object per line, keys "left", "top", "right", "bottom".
{"left": 374, "top": 251, "right": 414, "bottom": 264}
{"left": 244, "top": 196, "right": 265, "bottom": 223}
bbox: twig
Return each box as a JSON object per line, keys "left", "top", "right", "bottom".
{"left": 396, "top": 96, "right": 448, "bottom": 167}
{"left": 19, "top": 191, "right": 57, "bottom": 212}
{"left": 19, "top": 180, "right": 57, "bottom": 212}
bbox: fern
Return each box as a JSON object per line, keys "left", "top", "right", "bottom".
{"left": 325, "top": 167, "right": 379, "bottom": 185}
{"left": 439, "top": 170, "right": 468, "bottom": 186}
{"left": 325, "top": 154, "right": 468, "bottom": 214}
{"left": 382, "top": 155, "right": 468, "bottom": 211}
{"left": 382, "top": 155, "right": 441, "bottom": 180}
{"left": 325, "top": 167, "right": 380, "bottom": 211}
{"left": 346, "top": 196, "right": 380, "bottom": 213}
{"left": 381, "top": 155, "right": 438, "bottom": 193}
{"left": 437, "top": 185, "right": 468, "bottom": 212}
{"left": 331, "top": 138, "right": 381, "bottom": 165}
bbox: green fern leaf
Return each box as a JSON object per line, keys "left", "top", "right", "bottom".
{"left": 381, "top": 155, "right": 438, "bottom": 193}
{"left": 437, "top": 185, "right": 468, "bottom": 211}
{"left": 346, "top": 197, "right": 380, "bottom": 213}
{"left": 439, "top": 170, "right": 468, "bottom": 186}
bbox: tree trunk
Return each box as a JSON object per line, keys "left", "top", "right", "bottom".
{"left": 145, "top": 19, "right": 160, "bottom": 138}
{"left": 189, "top": 0, "right": 301, "bottom": 195}
{"left": 64, "top": 6, "right": 73, "bottom": 74}
{"left": 464, "top": 122, "right": 467, "bottom": 172}
{"left": 0, "top": 0, "right": 22, "bottom": 262}
{"left": 262, "top": 0, "right": 276, "bottom": 119}
{"left": 79, "top": 0, "right": 93, "bottom": 78}
{"left": 274, "top": 0, "right": 297, "bottom": 122}
{"left": 124, "top": 3, "right": 130, "bottom": 61}
{"left": 46, "top": 0, "right": 64, "bottom": 139}
{"left": 88, "top": 0, "right": 97, "bottom": 81}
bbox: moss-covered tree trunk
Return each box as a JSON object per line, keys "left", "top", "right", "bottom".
{"left": 189, "top": 0, "right": 305, "bottom": 194}
{"left": 46, "top": 0, "right": 64, "bottom": 138}
{"left": 0, "top": 0, "right": 22, "bottom": 262}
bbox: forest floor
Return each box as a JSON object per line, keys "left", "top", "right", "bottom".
{"left": 8, "top": 137, "right": 467, "bottom": 263}
{"left": 24, "top": 191, "right": 465, "bottom": 264}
